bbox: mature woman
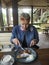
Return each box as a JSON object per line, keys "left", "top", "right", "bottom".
{"left": 10, "top": 13, "right": 39, "bottom": 49}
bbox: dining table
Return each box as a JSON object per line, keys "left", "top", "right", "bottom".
{"left": 0, "top": 48, "right": 49, "bottom": 65}
{"left": 36, "top": 48, "right": 49, "bottom": 65}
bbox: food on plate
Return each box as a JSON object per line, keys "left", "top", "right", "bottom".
{"left": 26, "top": 54, "right": 34, "bottom": 61}
{"left": 16, "top": 49, "right": 31, "bottom": 58}
{"left": 17, "top": 53, "right": 29, "bottom": 58}
{"left": 17, "top": 55, "right": 21, "bottom": 58}
{"left": 24, "top": 49, "right": 31, "bottom": 54}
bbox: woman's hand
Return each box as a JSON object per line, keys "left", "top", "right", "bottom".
{"left": 30, "top": 39, "right": 37, "bottom": 47}
{"left": 12, "top": 38, "right": 20, "bottom": 46}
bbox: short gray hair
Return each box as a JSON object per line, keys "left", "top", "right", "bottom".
{"left": 20, "top": 13, "right": 30, "bottom": 21}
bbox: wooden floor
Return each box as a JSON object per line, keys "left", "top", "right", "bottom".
{"left": 37, "top": 33, "right": 49, "bottom": 49}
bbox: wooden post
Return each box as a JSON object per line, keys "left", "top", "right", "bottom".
{"left": 0, "top": 0, "right": 4, "bottom": 31}
{"left": 12, "top": 0, "right": 18, "bottom": 26}
{"left": 31, "top": 6, "right": 33, "bottom": 25}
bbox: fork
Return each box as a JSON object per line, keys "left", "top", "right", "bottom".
{"left": 18, "top": 45, "right": 25, "bottom": 51}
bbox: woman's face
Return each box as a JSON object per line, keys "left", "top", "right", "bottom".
{"left": 20, "top": 19, "right": 29, "bottom": 31}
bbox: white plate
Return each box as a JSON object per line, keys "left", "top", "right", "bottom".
{"left": 2, "top": 55, "right": 12, "bottom": 63}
